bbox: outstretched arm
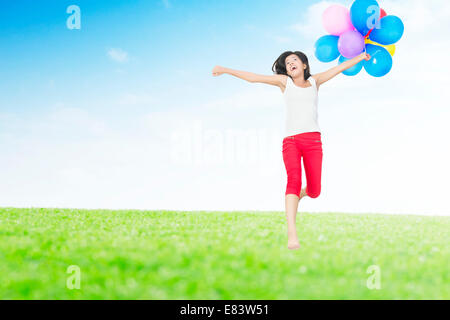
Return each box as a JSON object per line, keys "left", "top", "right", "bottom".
{"left": 313, "top": 52, "right": 371, "bottom": 89}
{"left": 212, "top": 65, "right": 285, "bottom": 88}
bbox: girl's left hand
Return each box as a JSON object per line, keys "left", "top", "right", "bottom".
{"left": 360, "top": 52, "right": 371, "bottom": 61}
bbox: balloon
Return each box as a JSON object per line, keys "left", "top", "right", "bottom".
{"left": 385, "top": 44, "right": 396, "bottom": 56}
{"left": 365, "top": 38, "right": 396, "bottom": 56}
{"left": 370, "top": 15, "right": 404, "bottom": 45}
{"left": 314, "top": 35, "right": 340, "bottom": 62}
{"left": 322, "top": 4, "right": 354, "bottom": 36}
{"left": 338, "top": 30, "right": 365, "bottom": 58}
{"left": 350, "top": 0, "right": 380, "bottom": 36}
{"left": 380, "top": 8, "right": 387, "bottom": 18}
{"left": 338, "top": 55, "right": 363, "bottom": 76}
{"left": 364, "top": 44, "right": 393, "bottom": 77}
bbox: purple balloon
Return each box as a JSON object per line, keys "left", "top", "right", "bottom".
{"left": 338, "top": 30, "right": 365, "bottom": 58}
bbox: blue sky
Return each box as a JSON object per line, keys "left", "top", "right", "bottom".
{"left": 1, "top": 0, "right": 449, "bottom": 215}
{"left": 0, "top": 0, "right": 315, "bottom": 116}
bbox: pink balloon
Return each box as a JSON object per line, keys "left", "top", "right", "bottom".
{"left": 338, "top": 30, "right": 365, "bottom": 59}
{"left": 322, "top": 5, "right": 354, "bottom": 36}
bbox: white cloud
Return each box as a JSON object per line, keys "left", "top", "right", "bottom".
{"left": 381, "top": 0, "right": 450, "bottom": 34}
{"left": 202, "top": 86, "right": 283, "bottom": 111}
{"left": 0, "top": 105, "right": 109, "bottom": 141}
{"left": 47, "top": 107, "right": 109, "bottom": 135}
{"left": 0, "top": 107, "right": 167, "bottom": 209}
{"left": 117, "top": 93, "right": 156, "bottom": 106}
{"left": 107, "top": 48, "right": 129, "bottom": 63}
{"left": 290, "top": 0, "right": 341, "bottom": 40}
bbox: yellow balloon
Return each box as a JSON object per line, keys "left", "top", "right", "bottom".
{"left": 385, "top": 44, "right": 396, "bottom": 56}
{"left": 364, "top": 38, "right": 395, "bottom": 56}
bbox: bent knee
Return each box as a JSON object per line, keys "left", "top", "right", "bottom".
{"left": 307, "top": 190, "right": 321, "bottom": 199}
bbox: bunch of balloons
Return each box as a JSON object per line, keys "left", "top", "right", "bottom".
{"left": 314, "top": 0, "right": 404, "bottom": 77}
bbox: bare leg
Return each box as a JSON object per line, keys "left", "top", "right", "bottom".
{"left": 285, "top": 187, "right": 307, "bottom": 250}
{"left": 285, "top": 194, "right": 300, "bottom": 250}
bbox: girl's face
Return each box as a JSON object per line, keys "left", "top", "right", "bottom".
{"left": 285, "top": 54, "right": 305, "bottom": 77}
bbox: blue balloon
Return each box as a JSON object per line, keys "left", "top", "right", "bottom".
{"left": 338, "top": 55, "right": 363, "bottom": 76}
{"left": 364, "top": 44, "right": 393, "bottom": 77}
{"left": 314, "top": 35, "right": 340, "bottom": 63}
{"left": 370, "top": 15, "right": 404, "bottom": 45}
{"left": 350, "top": 0, "right": 380, "bottom": 36}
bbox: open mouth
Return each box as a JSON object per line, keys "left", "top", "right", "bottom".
{"left": 291, "top": 66, "right": 297, "bottom": 71}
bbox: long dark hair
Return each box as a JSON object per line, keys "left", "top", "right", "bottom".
{"left": 272, "top": 51, "right": 311, "bottom": 80}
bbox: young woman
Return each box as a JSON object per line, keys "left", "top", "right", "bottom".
{"left": 212, "top": 51, "right": 371, "bottom": 250}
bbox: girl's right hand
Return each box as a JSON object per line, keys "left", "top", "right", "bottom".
{"left": 212, "top": 65, "right": 225, "bottom": 77}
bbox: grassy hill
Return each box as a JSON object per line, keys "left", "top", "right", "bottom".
{"left": 0, "top": 208, "right": 448, "bottom": 299}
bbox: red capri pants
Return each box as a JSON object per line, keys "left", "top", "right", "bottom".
{"left": 282, "top": 131, "right": 323, "bottom": 198}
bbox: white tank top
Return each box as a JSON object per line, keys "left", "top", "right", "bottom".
{"left": 282, "top": 75, "right": 321, "bottom": 138}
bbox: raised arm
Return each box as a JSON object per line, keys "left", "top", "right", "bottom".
{"left": 312, "top": 52, "right": 371, "bottom": 89}
{"left": 212, "top": 65, "right": 285, "bottom": 88}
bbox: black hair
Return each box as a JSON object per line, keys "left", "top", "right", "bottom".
{"left": 272, "top": 51, "right": 311, "bottom": 80}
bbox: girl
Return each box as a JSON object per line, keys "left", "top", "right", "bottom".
{"left": 212, "top": 51, "right": 371, "bottom": 250}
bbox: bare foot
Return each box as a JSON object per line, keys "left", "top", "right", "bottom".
{"left": 288, "top": 239, "right": 301, "bottom": 250}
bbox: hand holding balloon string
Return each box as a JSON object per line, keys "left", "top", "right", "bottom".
{"left": 340, "top": 52, "right": 371, "bottom": 71}
{"left": 360, "top": 52, "right": 371, "bottom": 61}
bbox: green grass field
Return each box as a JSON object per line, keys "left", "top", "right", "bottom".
{"left": 0, "top": 207, "right": 448, "bottom": 299}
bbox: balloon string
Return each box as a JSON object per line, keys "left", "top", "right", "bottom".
{"left": 364, "top": 28, "right": 374, "bottom": 39}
